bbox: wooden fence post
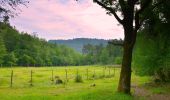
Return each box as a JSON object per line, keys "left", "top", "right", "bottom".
{"left": 10, "top": 70, "right": 13, "bottom": 87}
{"left": 76, "top": 69, "right": 79, "bottom": 80}
{"left": 76, "top": 69, "right": 79, "bottom": 76}
{"left": 93, "top": 69, "right": 95, "bottom": 79}
{"left": 51, "top": 70, "right": 54, "bottom": 82}
{"left": 114, "top": 67, "right": 115, "bottom": 77}
{"left": 30, "top": 70, "right": 33, "bottom": 86}
{"left": 109, "top": 67, "right": 111, "bottom": 76}
{"left": 86, "top": 68, "right": 88, "bottom": 80}
{"left": 103, "top": 67, "right": 105, "bottom": 77}
{"left": 65, "top": 69, "right": 68, "bottom": 82}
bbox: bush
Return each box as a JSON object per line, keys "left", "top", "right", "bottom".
{"left": 55, "top": 78, "right": 63, "bottom": 84}
{"left": 55, "top": 76, "right": 63, "bottom": 84}
{"left": 114, "top": 57, "right": 122, "bottom": 64}
{"left": 75, "top": 74, "right": 83, "bottom": 83}
{"left": 154, "top": 68, "right": 170, "bottom": 83}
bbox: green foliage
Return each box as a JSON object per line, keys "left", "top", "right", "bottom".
{"left": 3, "top": 52, "right": 17, "bottom": 66}
{"left": 18, "top": 54, "right": 35, "bottom": 66}
{"left": 49, "top": 38, "right": 108, "bottom": 53}
{"left": 82, "top": 43, "right": 122, "bottom": 65}
{"left": 133, "top": 32, "right": 170, "bottom": 79}
{"left": 0, "top": 36, "right": 6, "bottom": 64}
{"left": 114, "top": 57, "right": 122, "bottom": 65}
{"left": 0, "top": 22, "right": 83, "bottom": 66}
{"left": 133, "top": 0, "right": 170, "bottom": 82}
{"left": 0, "top": 22, "right": 123, "bottom": 66}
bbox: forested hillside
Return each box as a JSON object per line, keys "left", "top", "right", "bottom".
{"left": 49, "top": 38, "right": 108, "bottom": 53}
{"left": 0, "top": 22, "right": 122, "bottom": 66}
{"left": 0, "top": 22, "right": 83, "bottom": 66}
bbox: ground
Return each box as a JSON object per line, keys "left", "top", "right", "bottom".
{"left": 133, "top": 83, "right": 170, "bottom": 100}
{"left": 0, "top": 66, "right": 169, "bottom": 100}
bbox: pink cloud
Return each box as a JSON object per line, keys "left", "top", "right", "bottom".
{"left": 10, "top": 0, "right": 124, "bottom": 40}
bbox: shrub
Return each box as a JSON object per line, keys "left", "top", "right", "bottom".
{"left": 55, "top": 76, "right": 63, "bottom": 84}
{"left": 154, "top": 68, "right": 170, "bottom": 83}
{"left": 75, "top": 74, "right": 83, "bottom": 83}
{"left": 55, "top": 79, "right": 63, "bottom": 84}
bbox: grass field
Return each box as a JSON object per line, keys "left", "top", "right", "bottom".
{"left": 0, "top": 66, "right": 151, "bottom": 100}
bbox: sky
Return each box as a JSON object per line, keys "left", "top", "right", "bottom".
{"left": 10, "top": 0, "right": 124, "bottom": 40}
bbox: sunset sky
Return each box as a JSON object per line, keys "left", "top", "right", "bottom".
{"left": 10, "top": 0, "right": 124, "bottom": 40}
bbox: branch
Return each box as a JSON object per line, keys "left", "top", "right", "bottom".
{"left": 134, "top": 14, "right": 139, "bottom": 31}
{"left": 151, "top": 0, "right": 166, "bottom": 10}
{"left": 108, "top": 39, "right": 124, "bottom": 46}
{"left": 137, "top": 0, "right": 152, "bottom": 14}
{"left": 133, "top": 0, "right": 139, "bottom": 4}
{"left": 94, "top": 0, "right": 123, "bottom": 24}
{"left": 135, "top": 0, "right": 164, "bottom": 17}
{"left": 134, "top": 0, "right": 152, "bottom": 31}
{"left": 134, "top": 0, "right": 166, "bottom": 31}
{"left": 119, "top": 0, "right": 126, "bottom": 14}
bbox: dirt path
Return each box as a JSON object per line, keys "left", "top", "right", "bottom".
{"left": 132, "top": 85, "right": 170, "bottom": 100}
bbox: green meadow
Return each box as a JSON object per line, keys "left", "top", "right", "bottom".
{"left": 0, "top": 66, "right": 151, "bottom": 100}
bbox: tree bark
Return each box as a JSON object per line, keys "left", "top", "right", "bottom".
{"left": 118, "top": 26, "right": 136, "bottom": 94}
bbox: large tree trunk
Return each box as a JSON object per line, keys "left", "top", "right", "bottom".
{"left": 117, "top": 26, "right": 136, "bottom": 94}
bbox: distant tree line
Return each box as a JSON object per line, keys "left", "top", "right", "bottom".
{"left": 49, "top": 38, "right": 108, "bottom": 53}
{"left": 0, "top": 22, "right": 123, "bottom": 67}
{"left": 82, "top": 41, "right": 123, "bottom": 65}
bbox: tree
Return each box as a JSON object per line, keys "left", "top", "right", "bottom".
{"left": 133, "top": 0, "right": 170, "bottom": 82}
{"left": 90, "top": 0, "right": 165, "bottom": 94}
{"left": 0, "top": 0, "right": 29, "bottom": 21}
{"left": 0, "top": 36, "right": 6, "bottom": 64}
{"left": 18, "top": 54, "right": 34, "bottom": 66}
{"left": 3, "top": 52, "right": 17, "bottom": 66}
{"left": 107, "top": 40, "right": 123, "bottom": 64}
{"left": 0, "top": 0, "right": 28, "bottom": 66}
{"left": 82, "top": 44, "right": 95, "bottom": 55}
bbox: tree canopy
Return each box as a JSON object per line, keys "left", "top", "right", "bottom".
{"left": 90, "top": 0, "right": 167, "bottom": 94}
{"left": 133, "top": 0, "right": 170, "bottom": 82}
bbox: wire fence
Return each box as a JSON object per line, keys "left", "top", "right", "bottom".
{"left": 0, "top": 66, "right": 120, "bottom": 88}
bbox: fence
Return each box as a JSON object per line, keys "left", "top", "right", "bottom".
{"left": 0, "top": 66, "right": 119, "bottom": 88}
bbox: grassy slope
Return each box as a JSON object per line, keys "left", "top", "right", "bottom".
{"left": 0, "top": 66, "right": 150, "bottom": 100}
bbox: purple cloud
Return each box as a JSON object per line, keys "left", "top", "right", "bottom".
{"left": 10, "top": 0, "right": 124, "bottom": 40}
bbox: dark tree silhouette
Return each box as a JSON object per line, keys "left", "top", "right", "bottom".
{"left": 0, "top": 0, "right": 29, "bottom": 21}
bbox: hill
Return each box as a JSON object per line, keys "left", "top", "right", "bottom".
{"left": 0, "top": 22, "right": 82, "bottom": 66}
{"left": 48, "top": 38, "right": 109, "bottom": 52}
